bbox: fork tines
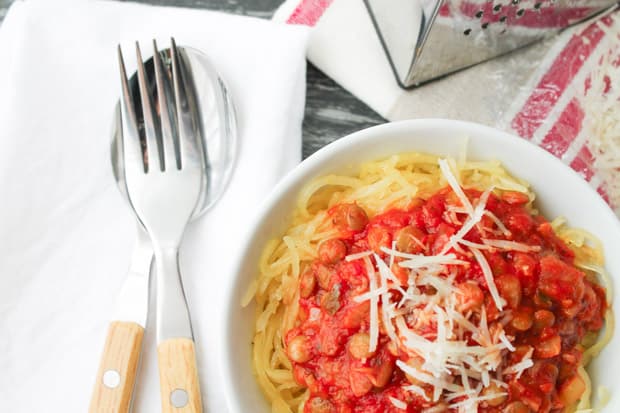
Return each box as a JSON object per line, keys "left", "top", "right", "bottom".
{"left": 118, "top": 38, "right": 200, "bottom": 175}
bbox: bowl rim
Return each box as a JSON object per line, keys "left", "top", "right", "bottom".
{"left": 219, "top": 118, "right": 620, "bottom": 413}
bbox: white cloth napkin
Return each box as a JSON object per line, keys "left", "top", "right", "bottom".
{"left": 0, "top": 0, "right": 308, "bottom": 411}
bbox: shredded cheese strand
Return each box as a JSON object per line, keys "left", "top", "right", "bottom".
{"left": 362, "top": 256, "right": 380, "bottom": 353}
{"left": 471, "top": 248, "right": 506, "bottom": 311}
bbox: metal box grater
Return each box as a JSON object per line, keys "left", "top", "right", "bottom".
{"left": 364, "top": 0, "right": 619, "bottom": 89}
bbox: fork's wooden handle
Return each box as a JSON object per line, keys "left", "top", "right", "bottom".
{"left": 89, "top": 321, "right": 144, "bottom": 413}
{"left": 157, "top": 338, "right": 203, "bottom": 413}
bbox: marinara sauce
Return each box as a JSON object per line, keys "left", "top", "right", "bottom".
{"left": 284, "top": 188, "right": 607, "bottom": 413}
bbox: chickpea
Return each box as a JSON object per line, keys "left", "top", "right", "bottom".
{"left": 348, "top": 332, "right": 373, "bottom": 359}
{"left": 299, "top": 266, "right": 316, "bottom": 298}
{"left": 331, "top": 203, "right": 368, "bottom": 232}
{"left": 321, "top": 285, "right": 341, "bottom": 315}
{"left": 314, "top": 263, "right": 332, "bottom": 290}
{"left": 480, "top": 382, "right": 507, "bottom": 407}
{"left": 395, "top": 225, "right": 425, "bottom": 254}
{"left": 513, "top": 344, "right": 533, "bottom": 357}
{"left": 318, "top": 238, "right": 347, "bottom": 265}
{"left": 372, "top": 359, "right": 394, "bottom": 388}
{"left": 562, "top": 301, "right": 582, "bottom": 318}
{"left": 511, "top": 307, "right": 534, "bottom": 331}
{"left": 562, "top": 349, "right": 579, "bottom": 365}
{"left": 287, "top": 335, "right": 311, "bottom": 363}
{"left": 537, "top": 362, "right": 559, "bottom": 385}
{"left": 456, "top": 281, "right": 484, "bottom": 312}
{"left": 558, "top": 374, "right": 586, "bottom": 407}
{"left": 495, "top": 274, "right": 522, "bottom": 309}
{"left": 349, "top": 370, "right": 373, "bottom": 397}
{"left": 503, "top": 401, "right": 531, "bottom": 413}
{"left": 535, "top": 335, "right": 562, "bottom": 359}
{"left": 306, "top": 397, "right": 336, "bottom": 413}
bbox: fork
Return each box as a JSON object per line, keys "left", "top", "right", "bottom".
{"left": 118, "top": 39, "right": 204, "bottom": 413}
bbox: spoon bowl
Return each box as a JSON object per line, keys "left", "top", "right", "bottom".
{"left": 111, "top": 45, "right": 237, "bottom": 217}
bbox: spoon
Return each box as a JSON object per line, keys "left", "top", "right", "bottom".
{"left": 111, "top": 45, "right": 237, "bottom": 216}
{"left": 89, "top": 45, "right": 236, "bottom": 413}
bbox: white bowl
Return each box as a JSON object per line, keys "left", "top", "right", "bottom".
{"left": 220, "top": 119, "right": 620, "bottom": 412}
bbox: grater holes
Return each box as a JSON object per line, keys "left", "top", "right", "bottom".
{"left": 516, "top": 8, "right": 525, "bottom": 17}
{"left": 499, "top": 15, "right": 507, "bottom": 23}
{"left": 511, "top": 0, "right": 519, "bottom": 4}
{"left": 534, "top": 2, "right": 543, "bottom": 9}
{"left": 481, "top": 22, "right": 490, "bottom": 29}
{"left": 493, "top": 4, "right": 502, "bottom": 13}
{"left": 475, "top": 10, "right": 484, "bottom": 18}
{"left": 463, "top": 28, "right": 472, "bottom": 36}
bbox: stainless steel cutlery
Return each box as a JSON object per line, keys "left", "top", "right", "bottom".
{"left": 121, "top": 37, "right": 204, "bottom": 412}
{"left": 90, "top": 38, "right": 236, "bottom": 413}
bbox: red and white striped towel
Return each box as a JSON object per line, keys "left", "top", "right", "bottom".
{"left": 502, "top": 14, "right": 620, "bottom": 206}
{"left": 275, "top": 0, "right": 620, "bottom": 215}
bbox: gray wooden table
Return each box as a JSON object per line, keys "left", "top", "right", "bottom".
{"left": 0, "top": 0, "right": 385, "bottom": 159}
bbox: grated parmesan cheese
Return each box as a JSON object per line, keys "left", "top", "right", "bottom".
{"left": 504, "top": 347, "right": 534, "bottom": 379}
{"left": 345, "top": 250, "right": 373, "bottom": 262}
{"left": 374, "top": 254, "right": 402, "bottom": 345}
{"left": 348, "top": 159, "right": 535, "bottom": 408}
{"left": 482, "top": 239, "right": 541, "bottom": 252}
{"left": 440, "top": 187, "right": 494, "bottom": 255}
{"left": 389, "top": 396, "right": 408, "bottom": 410}
{"left": 449, "top": 391, "right": 508, "bottom": 409}
{"left": 483, "top": 210, "right": 511, "bottom": 236}
{"left": 353, "top": 286, "right": 389, "bottom": 303}
{"left": 439, "top": 158, "right": 474, "bottom": 214}
{"left": 498, "top": 330, "right": 516, "bottom": 352}
{"left": 470, "top": 248, "right": 506, "bottom": 311}
{"left": 362, "top": 256, "right": 380, "bottom": 353}
{"left": 404, "top": 384, "right": 431, "bottom": 402}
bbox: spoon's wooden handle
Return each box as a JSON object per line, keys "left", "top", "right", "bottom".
{"left": 157, "top": 338, "right": 203, "bottom": 413}
{"left": 89, "top": 321, "right": 144, "bottom": 413}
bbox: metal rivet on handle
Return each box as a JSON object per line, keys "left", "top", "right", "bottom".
{"left": 102, "top": 370, "right": 121, "bottom": 389}
{"left": 170, "top": 389, "right": 189, "bottom": 408}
